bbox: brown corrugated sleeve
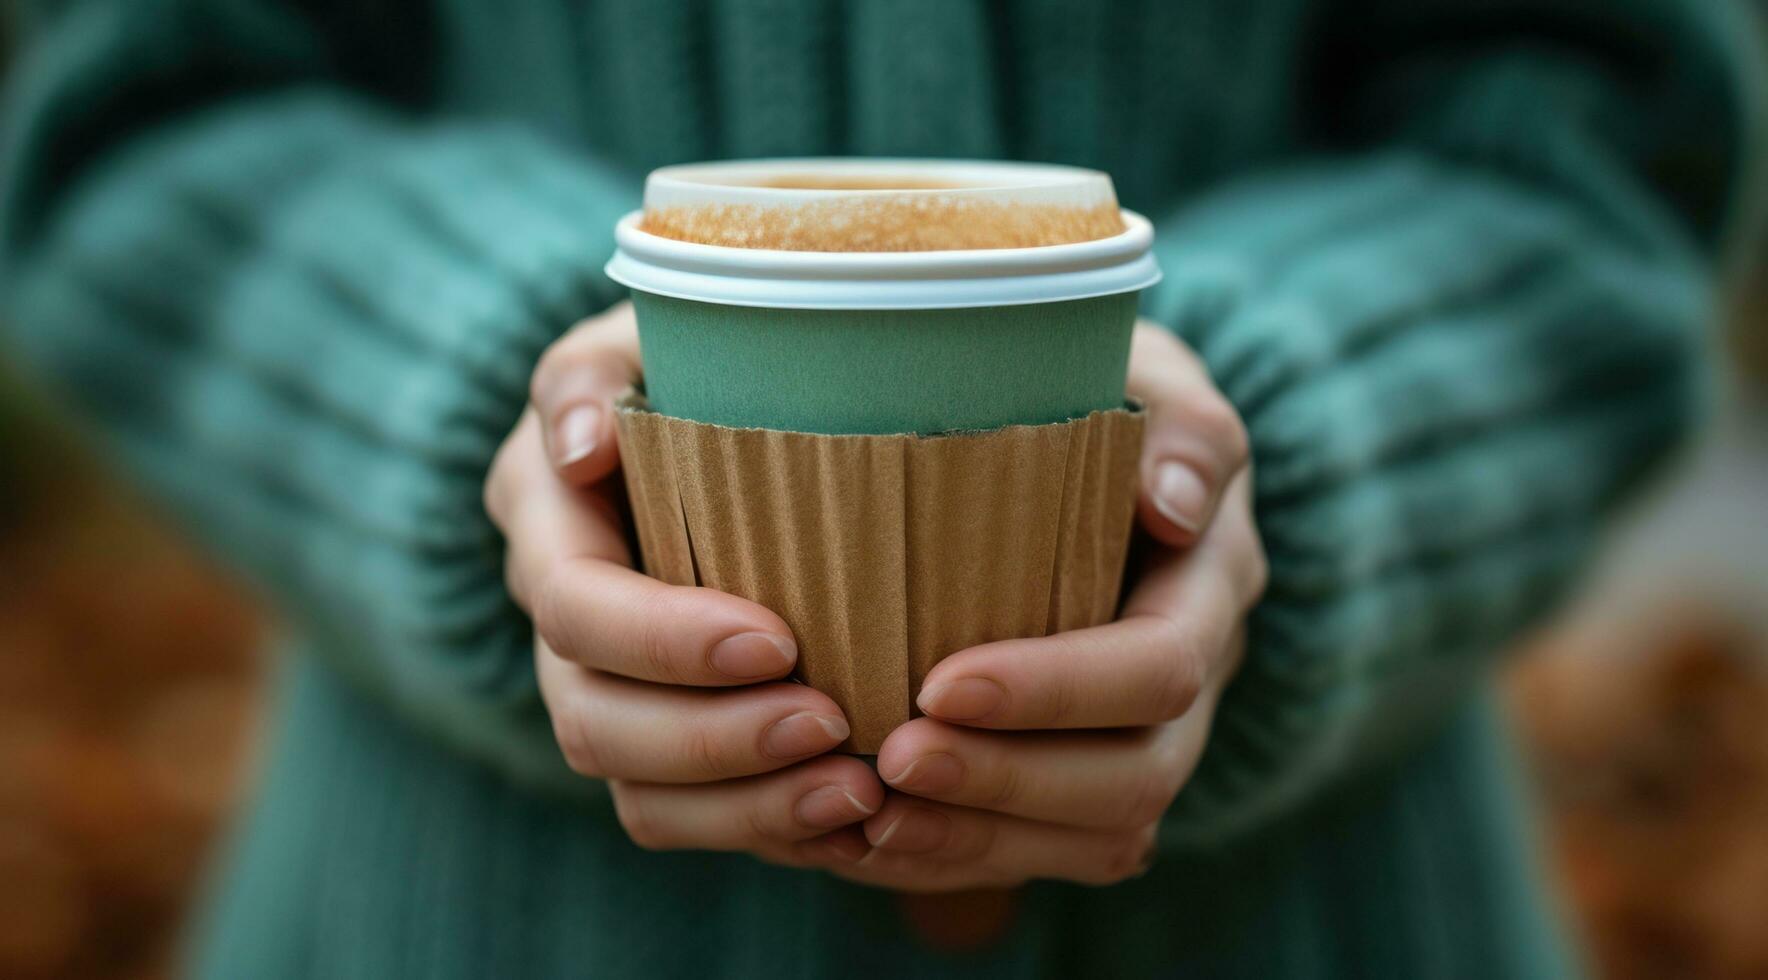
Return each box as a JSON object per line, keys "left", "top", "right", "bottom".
{"left": 616, "top": 393, "right": 1144, "bottom": 752}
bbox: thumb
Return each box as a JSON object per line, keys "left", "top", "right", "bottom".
{"left": 530, "top": 300, "right": 643, "bottom": 486}
{"left": 1127, "top": 322, "right": 1250, "bottom": 548}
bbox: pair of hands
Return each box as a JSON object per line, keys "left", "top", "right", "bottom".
{"left": 484, "top": 301, "right": 1266, "bottom": 892}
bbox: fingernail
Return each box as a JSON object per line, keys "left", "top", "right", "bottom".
{"left": 763, "top": 711, "right": 850, "bottom": 759}
{"left": 709, "top": 632, "right": 796, "bottom": 679}
{"left": 881, "top": 752, "right": 963, "bottom": 794}
{"left": 871, "top": 807, "right": 952, "bottom": 853}
{"left": 868, "top": 815, "right": 905, "bottom": 850}
{"left": 841, "top": 790, "right": 876, "bottom": 815}
{"left": 1153, "top": 460, "right": 1208, "bottom": 532}
{"left": 555, "top": 404, "right": 601, "bottom": 465}
{"left": 795, "top": 785, "right": 875, "bottom": 829}
{"left": 917, "top": 678, "right": 1006, "bottom": 721}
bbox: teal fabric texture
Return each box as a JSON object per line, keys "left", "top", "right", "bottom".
{"left": 0, "top": 0, "right": 1760, "bottom": 976}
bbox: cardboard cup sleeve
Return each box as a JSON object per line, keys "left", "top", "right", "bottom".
{"left": 615, "top": 392, "right": 1146, "bottom": 753}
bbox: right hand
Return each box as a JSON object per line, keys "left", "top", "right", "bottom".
{"left": 484, "top": 301, "right": 883, "bottom": 864}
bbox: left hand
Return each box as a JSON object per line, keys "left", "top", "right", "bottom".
{"left": 759, "top": 323, "right": 1268, "bottom": 889}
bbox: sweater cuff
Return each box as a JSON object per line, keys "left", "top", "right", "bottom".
{"left": 7, "top": 95, "right": 635, "bottom": 793}
{"left": 240, "top": 123, "right": 635, "bottom": 792}
{"left": 1141, "top": 154, "right": 1711, "bottom": 844}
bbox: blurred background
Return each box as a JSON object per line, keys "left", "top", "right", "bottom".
{"left": 2, "top": 10, "right": 1766, "bottom": 980}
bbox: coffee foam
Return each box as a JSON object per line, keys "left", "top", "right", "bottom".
{"left": 639, "top": 159, "right": 1125, "bottom": 252}
{"left": 640, "top": 198, "right": 1125, "bottom": 251}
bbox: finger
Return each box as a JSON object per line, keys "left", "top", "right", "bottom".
{"left": 539, "top": 648, "right": 850, "bottom": 782}
{"left": 758, "top": 828, "right": 1018, "bottom": 892}
{"left": 873, "top": 719, "right": 1190, "bottom": 831}
{"left": 915, "top": 613, "right": 1206, "bottom": 730}
{"left": 764, "top": 805, "right": 1155, "bottom": 891}
{"left": 1127, "top": 322, "right": 1250, "bottom": 547}
{"left": 530, "top": 300, "right": 642, "bottom": 484}
{"left": 492, "top": 417, "right": 798, "bottom": 687}
{"left": 752, "top": 828, "right": 878, "bottom": 874}
{"left": 608, "top": 755, "right": 883, "bottom": 852}
{"left": 857, "top": 798, "right": 1158, "bottom": 887}
{"left": 490, "top": 409, "right": 633, "bottom": 598}
{"left": 1123, "top": 468, "right": 1268, "bottom": 652}
{"left": 536, "top": 556, "right": 798, "bottom": 685}
{"left": 916, "top": 479, "right": 1254, "bottom": 730}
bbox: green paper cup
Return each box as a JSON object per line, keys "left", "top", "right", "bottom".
{"left": 605, "top": 159, "right": 1160, "bottom": 435}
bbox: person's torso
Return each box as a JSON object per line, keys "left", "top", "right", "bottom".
{"left": 416, "top": 0, "right": 1314, "bottom": 212}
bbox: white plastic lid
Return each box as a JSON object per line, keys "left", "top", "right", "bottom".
{"left": 604, "top": 159, "right": 1160, "bottom": 311}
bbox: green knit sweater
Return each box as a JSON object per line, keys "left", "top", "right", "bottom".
{"left": 1, "top": 0, "right": 1760, "bottom": 976}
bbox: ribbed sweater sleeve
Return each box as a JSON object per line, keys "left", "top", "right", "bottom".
{"left": 1143, "top": 0, "right": 1761, "bottom": 843}
{"left": 0, "top": 3, "right": 631, "bottom": 791}
{"left": 3, "top": 0, "right": 1760, "bottom": 831}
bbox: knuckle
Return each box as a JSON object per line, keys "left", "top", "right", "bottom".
{"left": 502, "top": 558, "right": 526, "bottom": 613}
{"left": 611, "top": 787, "right": 670, "bottom": 851}
{"left": 1199, "top": 398, "right": 1251, "bottom": 467}
{"left": 1222, "top": 414, "right": 1252, "bottom": 470}
{"left": 633, "top": 589, "right": 696, "bottom": 684}
{"left": 1100, "top": 826, "right": 1160, "bottom": 884}
{"left": 982, "top": 760, "right": 1023, "bottom": 813}
{"left": 1149, "top": 641, "right": 1205, "bottom": 723}
{"left": 531, "top": 341, "right": 571, "bottom": 407}
{"left": 481, "top": 464, "right": 505, "bottom": 530}
{"left": 1220, "top": 512, "right": 1270, "bottom": 608}
{"left": 551, "top": 700, "right": 605, "bottom": 779}
{"left": 482, "top": 441, "right": 520, "bottom": 531}
{"left": 1121, "top": 769, "right": 1181, "bottom": 828}
{"left": 1244, "top": 545, "right": 1271, "bottom": 604}
{"left": 1170, "top": 393, "right": 1247, "bottom": 478}
{"left": 675, "top": 721, "right": 730, "bottom": 781}
{"left": 742, "top": 802, "right": 779, "bottom": 846}
{"left": 530, "top": 566, "right": 577, "bottom": 652}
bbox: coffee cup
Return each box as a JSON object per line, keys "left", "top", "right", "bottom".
{"left": 606, "top": 158, "right": 1159, "bottom": 435}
